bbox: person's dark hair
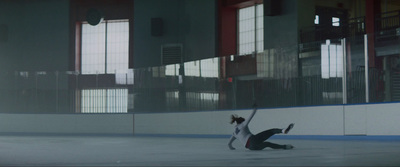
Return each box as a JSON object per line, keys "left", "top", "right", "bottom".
{"left": 230, "top": 114, "right": 245, "bottom": 124}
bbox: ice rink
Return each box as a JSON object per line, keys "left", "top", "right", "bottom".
{"left": 1, "top": 135, "right": 400, "bottom": 166}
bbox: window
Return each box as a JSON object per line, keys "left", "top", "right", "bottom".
{"left": 313, "top": 15, "right": 340, "bottom": 27}
{"left": 77, "top": 19, "right": 130, "bottom": 113}
{"left": 314, "top": 15, "right": 319, "bottom": 24}
{"left": 165, "top": 64, "right": 179, "bottom": 76}
{"left": 81, "top": 89, "right": 128, "bottom": 113}
{"left": 332, "top": 17, "right": 340, "bottom": 26}
{"left": 238, "top": 4, "right": 264, "bottom": 55}
{"left": 80, "top": 19, "right": 129, "bottom": 74}
{"left": 321, "top": 40, "right": 343, "bottom": 79}
{"left": 166, "top": 57, "right": 219, "bottom": 78}
{"left": 183, "top": 58, "right": 219, "bottom": 78}
{"left": 166, "top": 91, "right": 219, "bottom": 110}
{"left": 186, "top": 92, "right": 219, "bottom": 110}
{"left": 200, "top": 57, "right": 219, "bottom": 78}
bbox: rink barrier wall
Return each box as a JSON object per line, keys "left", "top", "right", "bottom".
{"left": 134, "top": 102, "right": 400, "bottom": 137}
{"left": 1, "top": 102, "right": 400, "bottom": 137}
{"left": 134, "top": 134, "right": 400, "bottom": 141}
{"left": 0, "top": 113, "right": 134, "bottom": 135}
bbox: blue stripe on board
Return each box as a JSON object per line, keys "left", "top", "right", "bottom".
{"left": 134, "top": 133, "right": 230, "bottom": 138}
{"left": 134, "top": 133, "right": 400, "bottom": 141}
{"left": 2, "top": 132, "right": 400, "bottom": 141}
{"left": 0, "top": 132, "right": 134, "bottom": 137}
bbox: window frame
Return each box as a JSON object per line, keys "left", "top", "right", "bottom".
{"left": 78, "top": 19, "right": 130, "bottom": 75}
{"left": 237, "top": 4, "right": 264, "bottom": 56}
{"left": 74, "top": 19, "right": 131, "bottom": 113}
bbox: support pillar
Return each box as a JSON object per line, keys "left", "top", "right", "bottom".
{"left": 365, "top": 0, "right": 380, "bottom": 68}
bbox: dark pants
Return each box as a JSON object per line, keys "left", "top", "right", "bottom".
{"left": 247, "top": 128, "right": 285, "bottom": 150}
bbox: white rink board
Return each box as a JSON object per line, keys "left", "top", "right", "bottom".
{"left": 134, "top": 105, "right": 345, "bottom": 136}
{"left": 0, "top": 103, "right": 399, "bottom": 136}
{"left": 135, "top": 103, "right": 400, "bottom": 136}
{"left": 365, "top": 103, "right": 400, "bottom": 135}
{"left": 0, "top": 113, "right": 134, "bottom": 135}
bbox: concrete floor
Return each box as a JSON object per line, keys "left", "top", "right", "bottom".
{"left": 0, "top": 135, "right": 400, "bottom": 166}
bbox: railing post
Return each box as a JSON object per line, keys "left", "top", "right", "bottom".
{"left": 55, "top": 71, "right": 59, "bottom": 112}
{"left": 364, "top": 34, "right": 369, "bottom": 103}
{"left": 341, "top": 38, "right": 347, "bottom": 104}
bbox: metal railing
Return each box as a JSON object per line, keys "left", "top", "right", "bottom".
{"left": 0, "top": 33, "right": 395, "bottom": 113}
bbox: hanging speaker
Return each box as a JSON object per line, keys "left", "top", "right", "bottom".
{"left": 151, "top": 18, "right": 163, "bottom": 36}
{"left": 264, "top": 0, "right": 282, "bottom": 16}
{"left": 86, "top": 8, "right": 104, "bottom": 26}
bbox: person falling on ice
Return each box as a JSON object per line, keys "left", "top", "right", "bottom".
{"left": 228, "top": 104, "right": 295, "bottom": 150}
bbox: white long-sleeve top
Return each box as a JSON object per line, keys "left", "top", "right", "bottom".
{"left": 228, "top": 108, "right": 257, "bottom": 148}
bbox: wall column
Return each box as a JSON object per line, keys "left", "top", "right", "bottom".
{"left": 365, "top": 0, "right": 380, "bottom": 68}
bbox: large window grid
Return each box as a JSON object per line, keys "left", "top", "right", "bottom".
{"left": 238, "top": 4, "right": 264, "bottom": 55}
{"left": 165, "top": 91, "right": 219, "bottom": 111}
{"left": 321, "top": 40, "right": 343, "bottom": 79}
{"left": 165, "top": 57, "right": 219, "bottom": 78}
{"left": 81, "top": 19, "right": 129, "bottom": 75}
{"left": 78, "top": 19, "right": 130, "bottom": 113}
{"left": 81, "top": 89, "right": 128, "bottom": 113}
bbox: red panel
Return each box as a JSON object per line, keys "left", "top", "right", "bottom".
{"left": 365, "top": 0, "right": 380, "bottom": 68}
{"left": 218, "top": 0, "right": 262, "bottom": 57}
{"left": 219, "top": 6, "right": 237, "bottom": 57}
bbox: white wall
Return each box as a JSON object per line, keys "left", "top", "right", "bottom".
{"left": 0, "top": 0, "right": 70, "bottom": 72}
{"left": 135, "top": 103, "right": 400, "bottom": 136}
{"left": 0, "top": 0, "right": 71, "bottom": 113}
{"left": 358, "top": 103, "right": 400, "bottom": 135}
{"left": 133, "top": 0, "right": 216, "bottom": 68}
{"left": 134, "top": 105, "right": 345, "bottom": 136}
{"left": 0, "top": 114, "right": 134, "bottom": 135}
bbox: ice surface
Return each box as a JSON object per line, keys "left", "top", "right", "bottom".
{"left": 0, "top": 135, "right": 399, "bottom": 166}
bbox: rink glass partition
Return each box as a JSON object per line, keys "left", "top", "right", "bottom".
{"left": 0, "top": 32, "right": 396, "bottom": 113}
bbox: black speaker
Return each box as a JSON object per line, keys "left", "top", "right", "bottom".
{"left": 264, "top": 0, "right": 281, "bottom": 16}
{"left": 151, "top": 18, "right": 163, "bottom": 36}
{"left": 86, "top": 8, "right": 103, "bottom": 26}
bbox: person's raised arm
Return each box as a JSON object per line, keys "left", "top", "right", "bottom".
{"left": 244, "top": 103, "right": 258, "bottom": 126}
